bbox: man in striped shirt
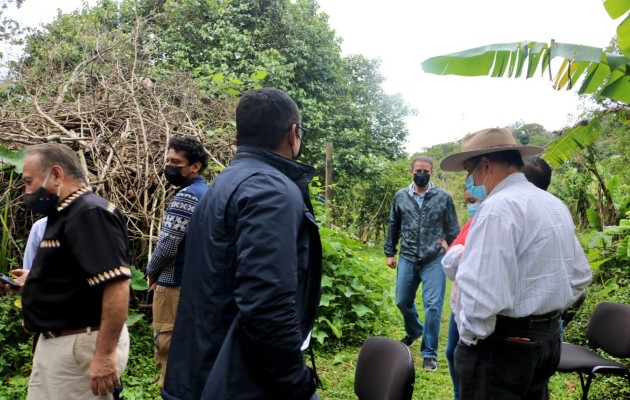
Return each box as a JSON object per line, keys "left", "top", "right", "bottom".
{"left": 440, "top": 128, "right": 592, "bottom": 399}
{"left": 146, "top": 136, "right": 209, "bottom": 389}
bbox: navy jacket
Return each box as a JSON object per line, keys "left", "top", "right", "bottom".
{"left": 163, "top": 145, "right": 322, "bottom": 400}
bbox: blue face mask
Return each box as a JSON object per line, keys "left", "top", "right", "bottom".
{"left": 465, "top": 164, "right": 488, "bottom": 201}
{"left": 467, "top": 203, "right": 480, "bottom": 217}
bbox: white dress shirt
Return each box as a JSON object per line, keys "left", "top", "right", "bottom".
{"left": 23, "top": 217, "right": 47, "bottom": 270}
{"left": 456, "top": 173, "right": 592, "bottom": 345}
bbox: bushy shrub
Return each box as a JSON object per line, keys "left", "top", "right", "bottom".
{"left": 0, "top": 293, "right": 33, "bottom": 399}
{"left": 312, "top": 227, "right": 397, "bottom": 348}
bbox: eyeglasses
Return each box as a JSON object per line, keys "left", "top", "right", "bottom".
{"left": 296, "top": 124, "right": 307, "bottom": 141}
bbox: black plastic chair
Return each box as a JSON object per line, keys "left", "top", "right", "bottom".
{"left": 556, "top": 301, "right": 630, "bottom": 400}
{"left": 354, "top": 336, "right": 415, "bottom": 400}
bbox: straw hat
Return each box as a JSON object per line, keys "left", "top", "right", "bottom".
{"left": 440, "top": 128, "right": 544, "bottom": 172}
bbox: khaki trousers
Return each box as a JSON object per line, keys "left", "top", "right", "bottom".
{"left": 152, "top": 285, "right": 180, "bottom": 389}
{"left": 27, "top": 325, "right": 129, "bottom": 400}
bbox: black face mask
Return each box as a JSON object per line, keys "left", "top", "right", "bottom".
{"left": 413, "top": 172, "right": 430, "bottom": 188}
{"left": 23, "top": 173, "right": 59, "bottom": 215}
{"left": 292, "top": 141, "right": 303, "bottom": 160}
{"left": 164, "top": 165, "right": 189, "bottom": 187}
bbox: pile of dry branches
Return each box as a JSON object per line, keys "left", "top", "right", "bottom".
{"left": 0, "top": 46, "right": 238, "bottom": 267}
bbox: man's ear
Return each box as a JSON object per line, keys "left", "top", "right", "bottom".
{"left": 288, "top": 124, "right": 298, "bottom": 146}
{"left": 480, "top": 157, "right": 492, "bottom": 174}
{"left": 49, "top": 165, "right": 64, "bottom": 183}
{"left": 191, "top": 161, "right": 202, "bottom": 174}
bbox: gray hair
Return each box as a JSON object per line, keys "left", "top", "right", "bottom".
{"left": 25, "top": 143, "right": 87, "bottom": 183}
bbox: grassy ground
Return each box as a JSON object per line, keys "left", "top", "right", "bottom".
{"left": 314, "top": 277, "right": 604, "bottom": 400}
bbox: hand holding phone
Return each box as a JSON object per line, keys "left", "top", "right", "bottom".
{"left": 0, "top": 273, "right": 21, "bottom": 290}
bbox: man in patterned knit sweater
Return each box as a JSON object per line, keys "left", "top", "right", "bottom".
{"left": 146, "top": 136, "right": 209, "bottom": 388}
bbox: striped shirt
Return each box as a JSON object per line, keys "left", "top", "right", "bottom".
{"left": 456, "top": 173, "right": 592, "bottom": 345}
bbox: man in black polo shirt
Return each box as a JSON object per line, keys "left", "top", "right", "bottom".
{"left": 12, "top": 143, "right": 131, "bottom": 400}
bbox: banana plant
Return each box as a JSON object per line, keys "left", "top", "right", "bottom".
{"left": 421, "top": 0, "right": 630, "bottom": 164}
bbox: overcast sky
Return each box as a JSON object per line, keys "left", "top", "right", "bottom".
{"left": 317, "top": 0, "right": 619, "bottom": 151}
{"left": 7, "top": 0, "right": 621, "bottom": 152}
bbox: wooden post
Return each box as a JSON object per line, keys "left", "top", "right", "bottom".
{"left": 325, "top": 142, "right": 333, "bottom": 219}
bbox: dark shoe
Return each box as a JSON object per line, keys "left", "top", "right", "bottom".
{"left": 423, "top": 358, "right": 437, "bottom": 371}
{"left": 400, "top": 336, "right": 417, "bottom": 346}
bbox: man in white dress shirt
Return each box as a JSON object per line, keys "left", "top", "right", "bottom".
{"left": 440, "top": 128, "right": 592, "bottom": 400}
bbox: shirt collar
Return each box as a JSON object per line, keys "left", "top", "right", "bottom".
{"left": 56, "top": 186, "right": 91, "bottom": 212}
{"left": 177, "top": 176, "right": 205, "bottom": 192}
{"left": 408, "top": 181, "right": 434, "bottom": 197}
{"left": 489, "top": 172, "right": 527, "bottom": 197}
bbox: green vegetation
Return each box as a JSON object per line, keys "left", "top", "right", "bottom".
{"left": 0, "top": 0, "right": 629, "bottom": 398}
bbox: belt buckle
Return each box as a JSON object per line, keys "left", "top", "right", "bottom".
{"left": 42, "top": 331, "right": 58, "bottom": 339}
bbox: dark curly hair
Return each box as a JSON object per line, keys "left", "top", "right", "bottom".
{"left": 168, "top": 136, "right": 209, "bottom": 173}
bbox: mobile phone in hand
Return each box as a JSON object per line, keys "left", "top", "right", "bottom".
{"left": 0, "top": 273, "right": 21, "bottom": 290}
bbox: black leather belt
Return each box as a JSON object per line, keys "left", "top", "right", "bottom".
{"left": 496, "top": 310, "right": 560, "bottom": 326}
{"left": 41, "top": 326, "right": 100, "bottom": 339}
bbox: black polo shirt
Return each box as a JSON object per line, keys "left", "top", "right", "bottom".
{"left": 22, "top": 187, "right": 131, "bottom": 333}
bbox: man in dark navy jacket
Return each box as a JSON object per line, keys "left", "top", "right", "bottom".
{"left": 163, "top": 88, "right": 322, "bottom": 400}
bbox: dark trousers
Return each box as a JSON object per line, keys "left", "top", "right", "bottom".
{"left": 454, "top": 315, "right": 561, "bottom": 400}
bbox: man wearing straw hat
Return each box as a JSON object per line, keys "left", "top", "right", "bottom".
{"left": 440, "top": 128, "right": 591, "bottom": 399}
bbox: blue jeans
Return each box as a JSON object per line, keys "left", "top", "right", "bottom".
{"left": 395, "top": 255, "right": 446, "bottom": 359}
{"left": 446, "top": 313, "right": 460, "bottom": 400}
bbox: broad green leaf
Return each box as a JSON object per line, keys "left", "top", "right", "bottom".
{"left": 127, "top": 312, "right": 144, "bottom": 327}
{"left": 586, "top": 209, "right": 602, "bottom": 230}
{"left": 422, "top": 41, "right": 630, "bottom": 103}
{"left": 250, "top": 70, "right": 268, "bottom": 80}
{"left": 618, "top": 14, "right": 630, "bottom": 56}
{"left": 311, "top": 329, "right": 328, "bottom": 344}
{"left": 606, "top": 175, "right": 620, "bottom": 202}
{"left": 603, "top": 0, "right": 630, "bottom": 20}
{"left": 321, "top": 239, "right": 337, "bottom": 257}
{"left": 351, "top": 303, "right": 373, "bottom": 317}
{"left": 351, "top": 277, "right": 366, "bottom": 291}
{"left": 342, "top": 285, "right": 358, "bottom": 297}
{"left": 130, "top": 266, "right": 149, "bottom": 291}
{"left": 212, "top": 73, "right": 225, "bottom": 83}
{"left": 0, "top": 145, "right": 25, "bottom": 174}
{"left": 319, "top": 293, "right": 337, "bottom": 307}
{"left": 579, "top": 63, "right": 609, "bottom": 94}
{"left": 600, "top": 73, "right": 630, "bottom": 103}
{"left": 617, "top": 236, "right": 630, "bottom": 259}
{"left": 321, "top": 317, "right": 342, "bottom": 338}
{"left": 321, "top": 275, "right": 333, "bottom": 288}
{"left": 543, "top": 117, "right": 600, "bottom": 168}
{"left": 587, "top": 257, "right": 609, "bottom": 271}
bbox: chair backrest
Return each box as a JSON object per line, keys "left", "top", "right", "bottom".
{"left": 586, "top": 301, "right": 630, "bottom": 358}
{"left": 354, "top": 336, "right": 415, "bottom": 400}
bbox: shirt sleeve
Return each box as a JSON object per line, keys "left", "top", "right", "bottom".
{"left": 146, "top": 190, "right": 200, "bottom": 278}
{"left": 384, "top": 194, "right": 401, "bottom": 257}
{"left": 443, "top": 193, "right": 461, "bottom": 245}
{"left": 66, "top": 205, "right": 131, "bottom": 286}
{"left": 456, "top": 213, "right": 521, "bottom": 345}
{"left": 23, "top": 217, "right": 47, "bottom": 271}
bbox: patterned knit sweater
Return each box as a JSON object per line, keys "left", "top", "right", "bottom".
{"left": 147, "top": 176, "right": 208, "bottom": 286}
